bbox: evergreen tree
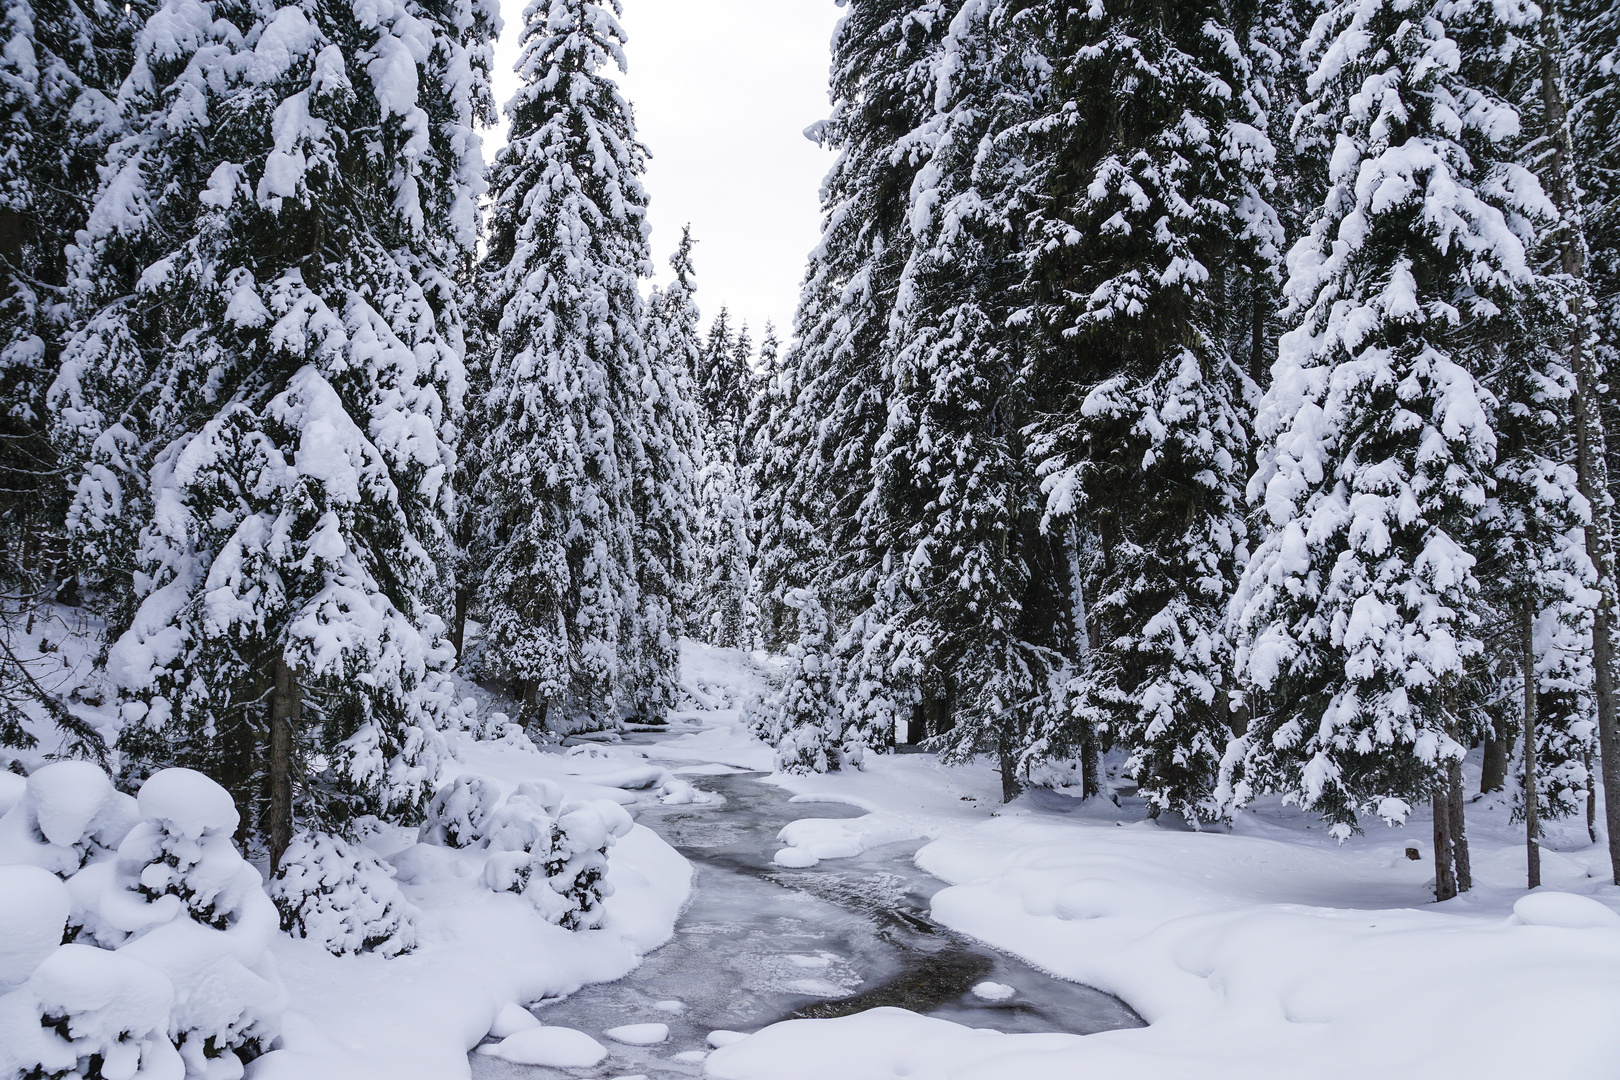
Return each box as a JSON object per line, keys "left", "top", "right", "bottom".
{"left": 1017, "top": 0, "right": 1280, "bottom": 820}
{"left": 51, "top": 0, "right": 497, "bottom": 861}
{"left": 471, "top": 0, "right": 669, "bottom": 731}
{"left": 757, "top": 0, "right": 947, "bottom": 654}
{"left": 848, "top": 0, "right": 1074, "bottom": 801}
{"left": 1227, "top": 0, "right": 1549, "bottom": 896}
{"left": 624, "top": 228, "right": 698, "bottom": 720}
{"left": 0, "top": 0, "right": 144, "bottom": 588}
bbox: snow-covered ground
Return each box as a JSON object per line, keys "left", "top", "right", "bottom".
{"left": 6, "top": 636, "right": 1619, "bottom": 1079}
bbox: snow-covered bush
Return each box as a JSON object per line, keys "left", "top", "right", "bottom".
{"left": 414, "top": 773, "right": 631, "bottom": 929}
{"left": 418, "top": 774, "right": 501, "bottom": 849}
{"left": 749, "top": 590, "right": 848, "bottom": 774}
{"left": 0, "top": 764, "right": 283, "bottom": 1078}
{"left": 0, "top": 760, "right": 138, "bottom": 879}
{"left": 482, "top": 790, "right": 632, "bottom": 931}
{"left": 0, "top": 942, "right": 184, "bottom": 1080}
{"left": 269, "top": 832, "right": 419, "bottom": 958}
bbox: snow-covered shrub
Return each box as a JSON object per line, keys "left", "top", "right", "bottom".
{"left": 480, "top": 783, "right": 631, "bottom": 931}
{"left": 269, "top": 832, "right": 419, "bottom": 958}
{"left": 0, "top": 943, "right": 184, "bottom": 1080}
{"left": 749, "top": 590, "right": 847, "bottom": 774}
{"left": 0, "top": 766, "right": 283, "bottom": 1078}
{"left": 0, "top": 760, "right": 139, "bottom": 878}
{"left": 418, "top": 774, "right": 501, "bottom": 848}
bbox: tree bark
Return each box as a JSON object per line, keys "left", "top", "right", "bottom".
{"left": 1433, "top": 786, "right": 1458, "bottom": 902}
{"left": 1521, "top": 605, "right": 1542, "bottom": 888}
{"left": 1480, "top": 726, "right": 1509, "bottom": 794}
{"left": 269, "top": 656, "right": 301, "bottom": 874}
{"left": 1081, "top": 732, "right": 1102, "bottom": 799}
{"left": 998, "top": 729, "right": 1023, "bottom": 803}
{"left": 1538, "top": 18, "right": 1620, "bottom": 885}
{"left": 1447, "top": 755, "right": 1472, "bottom": 893}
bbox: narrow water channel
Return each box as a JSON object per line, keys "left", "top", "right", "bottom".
{"left": 471, "top": 767, "right": 1142, "bottom": 1079}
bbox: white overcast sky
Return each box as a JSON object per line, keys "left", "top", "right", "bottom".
{"left": 488, "top": 0, "right": 842, "bottom": 340}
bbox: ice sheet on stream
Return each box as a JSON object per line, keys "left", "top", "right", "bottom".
{"left": 469, "top": 772, "right": 1140, "bottom": 1080}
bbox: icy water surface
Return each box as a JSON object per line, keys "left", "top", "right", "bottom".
{"left": 471, "top": 759, "right": 1142, "bottom": 1079}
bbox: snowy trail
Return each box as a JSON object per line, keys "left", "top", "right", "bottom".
{"left": 468, "top": 731, "right": 1140, "bottom": 1080}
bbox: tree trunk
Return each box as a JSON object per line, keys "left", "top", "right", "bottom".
{"left": 451, "top": 582, "right": 474, "bottom": 659}
{"left": 1521, "top": 605, "right": 1542, "bottom": 888}
{"left": 1433, "top": 786, "right": 1458, "bottom": 902}
{"left": 1448, "top": 755, "right": 1472, "bottom": 893}
{"left": 1587, "top": 748, "right": 1599, "bottom": 845}
{"left": 1081, "top": 732, "right": 1102, "bottom": 799}
{"left": 269, "top": 656, "right": 301, "bottom": 874}
{"left": 1538, "top": 19, "right": 1620, "bottom": 885}
{"left": 998, "top": 729, "right": 1023, "bottom": 803}
{"left": 1480, "top": 725, "right": 1509, "bottom": 794}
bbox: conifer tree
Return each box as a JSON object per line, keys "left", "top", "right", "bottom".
{"left": 1018, "top": 0, "right": 1280, "bottom": 820}
{"left": 852, "top": 0, "right": 1074, "bottom": 801}
{"left": 1227, "top": 0, "right": 1550, "bottom": 896}
{"left": 51, "top": 0, "right": 497, "bottom": 861}
{"left": 758, "top": 0, "right": 947, "bottom": 639}
{"left": 625, "top": 228, "right": 698, "bottom": 719}
{"left": 471, "top": 0, "right": 669, "bottom": 731}
{"left": 0, "top": 0, "right": 144, "bottom": 586}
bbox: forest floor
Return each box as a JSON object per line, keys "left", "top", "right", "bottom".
{"left": 11, "top": 617, "right": 1620, "bottom": 1079}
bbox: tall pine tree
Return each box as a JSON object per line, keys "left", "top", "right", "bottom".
{"left": 1018, "top": 0, "right": 1280, "bottom": 820}
{"left": 1227, "top": 0, "right": 1550, "bottom": 897}
{"left": 51, "top": 0, "right": 497, "bottom": 861}
{"left": 470, "top": 0, "right": 680, "bottom": 731}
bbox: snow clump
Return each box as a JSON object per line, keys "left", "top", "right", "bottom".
{"left": 269, "top": 831, "right": 420, "bottom": 957}
{"left": 0, "top": 763, "right": 284, "bottom": 1079}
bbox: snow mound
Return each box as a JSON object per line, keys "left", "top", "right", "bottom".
{"left": 26, "top": 761, "right": 115, "bottom": 847}
{"left": 708, "top": 1029, "right": 748, "bottom": 1048}
{"left": 603, "top": 1021, "right": 668, "bottom": 1044}
{"left": 1512, "top": 891, "right": 1620, "bottom": 930}
{"left": 0, "top": 865, "right": 69, "bottom": 989}
{"left": 971, "top": 981, "right": 1015, "bottom": 1001}
{"left": 479, "top": 1025, "right": 608, "bottom": 1067}
{"left": 704, "top": 1009, "right": 1076, "bottom": 1080}
{"left": 490, "top": 1001, "right": 540, "bottom": 1037}
{"left": 270, "top": 831, "right": 419, "bottom": 956}
{"left": 135, "top": 766, "right": 239, "bottom": 839}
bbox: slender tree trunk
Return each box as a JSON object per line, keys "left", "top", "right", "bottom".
{"left": 998, "top": 727, "right": 1023, "bottom": 803}
{"left": 1448, "top": 755, "right": 1472, "bottom": 893}
{"left": 269, "top": 656, "right": 301, "bottom": 874}
{"left": 1480, "top": 726, "right": 1509, "bottom": 794}
{"left": 1081, "top": 732, "right": 1102, "bottom": 799}
{"left": 1521, "top": 605, "right": 1542, "bottom": 888}
{"left": 1434, "top": 786, "right": 1459, "bottom": 902}
{"left": 1587, "top": 748, "right": 1599, "bottom": 844}
{"left": 1539, "top": 19, "right": 1620, "bottom": 884}
{"left": 451, "top": 583, "right": 474, "bottom": 658}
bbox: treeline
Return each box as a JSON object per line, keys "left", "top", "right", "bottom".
{"left": 0, "top": 0, "right": 718, "bottom": 867}
{"left": 742, "top": 0, "right": 1620, "bottom": 899}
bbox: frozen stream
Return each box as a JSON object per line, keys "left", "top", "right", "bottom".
{"left": 471, "top": 748, "right": 1141, "bottom": 1079}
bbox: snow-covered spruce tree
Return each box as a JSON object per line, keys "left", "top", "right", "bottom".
{"left": 1226, "top": 0, "right": 1552, "bottom": 897}
{"left": 754, "top": 0, "right": 948, "bottom": 702}
{"left": 751, "top": 589, "right": 847, "bottom": 773}
{"left": 623, "top": 229, "right": 698, "bottom": 723}
{"left": 848, "top": 1, "right": 1074, "bottom": 801}
{"left": 1479, "top": 4, "right": 1604, "bottom": 881}
{"left": 0, "top": 0, "right": 144, "bottom": 588}
{"left": 745, "top": 321, "right": 807, "bottom": 652}
{"left": 686, "top": 296, "right": 759, "bottom": 649}
{"left": 1015, "top": 0, "right": 1280, "bottom": 821}
{"left": 471, "top": 0, "right": 673, "bottom": 731}
{"left": 1548, "top": 0, "right": 1620, "bottom": 881}
{"left": 50, "top": 0, "right": 497, "bottom": 863}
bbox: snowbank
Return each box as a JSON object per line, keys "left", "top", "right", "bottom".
{"left": 253, "top": 740, "right": 692, "bottom": 1080}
